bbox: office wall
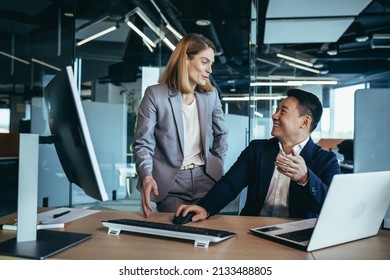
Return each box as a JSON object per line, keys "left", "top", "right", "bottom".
{"left": 221, "top": 114, "right": 248, "bottom": 214}
{"left": 354, "top": 88, "right": 390, "bottom": 220}
{"left": 354, "top": 89, "right": 390, "bottom": 172}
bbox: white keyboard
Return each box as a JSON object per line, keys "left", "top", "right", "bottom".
{"left": 102, "top": 218, "right": 236, "bottom": 248}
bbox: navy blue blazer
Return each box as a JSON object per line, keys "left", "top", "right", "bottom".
{"left": 197, "top": 137, "right": 341, "bottom": 218}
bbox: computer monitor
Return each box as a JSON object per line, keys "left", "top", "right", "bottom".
{"left": 0, "top": 66, "right": 109, "bottom": 259}
{"left": 43, "top": 66, "right": 108, "bottom": 201}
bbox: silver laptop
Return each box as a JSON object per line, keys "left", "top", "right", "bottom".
{"left": 250, "top": 170, "right": 390, "bottom": 251}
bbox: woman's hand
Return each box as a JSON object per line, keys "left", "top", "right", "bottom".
{"left": 141, "top": 176, "right": 159, "bottom": 217}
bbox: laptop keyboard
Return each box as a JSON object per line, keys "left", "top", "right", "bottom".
{"left": 276, "top": 227, "right": 314, "bottom": 242}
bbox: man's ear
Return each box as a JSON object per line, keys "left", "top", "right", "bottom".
{"left": 301, "top": 115, "right": 312, "bottom": 129}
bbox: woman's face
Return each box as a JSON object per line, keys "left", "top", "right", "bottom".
{"left": 187, "top": 47, "right": 214, "bottom": 89}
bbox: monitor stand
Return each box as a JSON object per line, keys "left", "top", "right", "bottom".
{"left": 0, "top": 230, "right": 92, "bottom": 259}
{"left": 0, "top": 133, "right": 91, "bottom": 259}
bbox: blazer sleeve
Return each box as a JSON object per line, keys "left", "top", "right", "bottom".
{"left": 133, "top": 86, "right": 158, "bottom": 179}
{"left": 197, "top": 142, "right": 254, "bottom": 216}
{"left": 210, "top": 87, "right": 229, "bottom": 160}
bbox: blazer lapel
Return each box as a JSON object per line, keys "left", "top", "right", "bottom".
{"left": 300, "top": 138, "right": 316, "bottom": 168}
{"left": 169, "top": 89, "right": 185, "bottom": 155}
{"left": 260, "top": 139, "right": 279, "bottom": 197}
{"left": 195, "top": 92, "right": 208, "bottom": 151}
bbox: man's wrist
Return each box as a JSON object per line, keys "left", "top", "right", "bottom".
{"left": 297, "top": 174, "right": 309, "bottom": 186}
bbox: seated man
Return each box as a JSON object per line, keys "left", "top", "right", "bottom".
{"left": 176, "top": 88, "right": 341, "bottom": 222}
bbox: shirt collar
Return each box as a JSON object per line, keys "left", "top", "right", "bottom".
{"left": 278, "top": 136, "right": 310, "bottom": 156}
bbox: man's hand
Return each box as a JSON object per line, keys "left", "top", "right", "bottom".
{"left": 275, "top": 149, "right": 308, "bottom": 185}
{"left": 175, "top": 204, "right": 208, "bottom": 222}
{"left": 141, "top": 176, "right": 158, "bottom": 217}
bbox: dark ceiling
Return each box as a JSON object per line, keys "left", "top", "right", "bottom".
{"left": 1, "top": 0, "right": 390, "bottom": 100}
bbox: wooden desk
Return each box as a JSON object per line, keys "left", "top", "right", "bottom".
{"left": 1, "top": 210, "right": 389, "bottom": 260}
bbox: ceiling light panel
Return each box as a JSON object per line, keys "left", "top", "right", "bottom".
{"left": 264, "top": 0, "right": 372, "bottom": 44}
{"left": 371, "top": 34, "right": 390, "bottom": 49}
{"left": 76, "top": 20, "right": 128, "bottom": 43}
{"left": 266, "top": 0, "right": 372, "bottom": 18}
{"left": 76, "top": 25, "right": 118, "bottom": 46}
{"left": 264, "top": 18, "right": 354, "bottom": 44}
{"left": 276, "top": 53, "right": 313, "bottom": 67}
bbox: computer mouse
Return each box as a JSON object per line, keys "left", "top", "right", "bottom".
{"left": 172, "top": 211, "right": 196, "bottom": 225}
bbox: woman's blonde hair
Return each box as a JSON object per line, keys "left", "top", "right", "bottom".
{"left": 159, "top": 33, "right": 216, "bottom": 93}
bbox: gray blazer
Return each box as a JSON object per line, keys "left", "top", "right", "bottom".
{"left": 133, "top": 83, "right": 229, "bottom": 202}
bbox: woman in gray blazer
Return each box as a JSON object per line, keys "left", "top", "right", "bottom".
{"left": 133, "top": 34, "right": 229, "bottom": 217}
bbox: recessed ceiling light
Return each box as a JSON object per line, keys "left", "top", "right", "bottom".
{"left": 354, "top": 22, "right": 369, "bottom": 43}
{"left": 320, "top": 69, "right": 329, "bottom": 75}
{"left": 196, "top": 19, "right": 211, "bottom": 26}
{"left": 327, "top": 43, "right": 338, "bottom": 56}
{"left": 355, "top": 35, "right": 369, "bottom": 43}
{"left": 327, "top": 50, "right": 338, "bottom": 56}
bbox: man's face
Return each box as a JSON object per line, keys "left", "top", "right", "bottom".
{"left": 271, "top": 96, "right": 308, "bottom": 142}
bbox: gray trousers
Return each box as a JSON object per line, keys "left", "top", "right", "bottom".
{"left": 156, "top": 166, "right": 216, "bottom": 213}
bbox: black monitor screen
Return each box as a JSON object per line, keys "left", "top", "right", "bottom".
{"left": 43, "top": 66, "right": 108, "bottom": 201}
